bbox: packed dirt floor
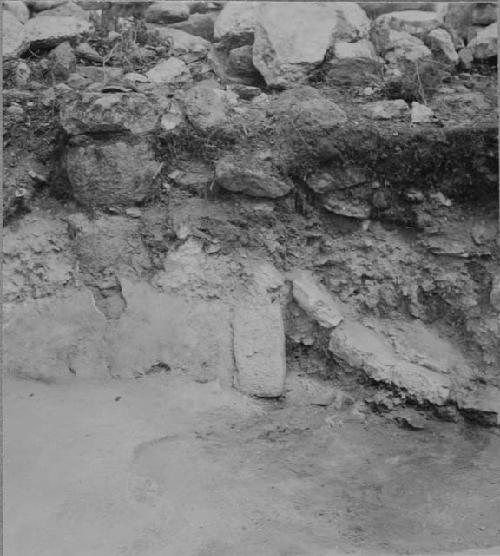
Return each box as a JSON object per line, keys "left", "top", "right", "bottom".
{"left": 4, "top": 369, "right": 500, "bottom": 556}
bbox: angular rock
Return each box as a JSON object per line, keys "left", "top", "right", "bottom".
{"left": 3, "top": 0, "right": 30, "bottom": 23}
{"left": 2, "top": 11, "right": 29, "bottom": 59}
{"left": 373, "top": 28, "right": 432, "bottom": 62}
{"left": 24, "top": 15, "right": 92, "bottom": 49}
{"left": 291, "top": 270, "right": 343, "bottom": 329}
{"left": 307, "top": 166, "right": 368, "bottom": 194}
{"left": 468, "top": 23, "right": 497, "bottom": 60}
{"left": 182, "top": 80, "right": 234, "bottom": 132}
{"left": 66, "top": 138, "right": 161, "bottom": 208}
{"left": 168, "top": 161, "right": 212, "bottom": 193}
{"left": 269, "top": 86, "right": 347, "bottom": 131}
{"left": 14, "top": 61, "right": 31, "bottom": 87}
{"left": 75, "top": 64, "right": 123, "bottom": 83}
{"left": 149, "top": 26, "right": 210, "bottom": 62}
{"left": 160, "top": 99, "right": 185, "bottom": 133}
{"left": 228, "top": 83, "right": 262, "bottom": 100}
{"left": 328, "top": 319, "right": 453, "bottom": 406}
{"left": 253, "top": 2, "right": 370, "bottom": 88}
{"left": 48, "top": 41, "right": 77, "bottom": 80}
{"left": 60, "top": 92, "right": 159, "bottom": 135}
{"left": 233, "top": 297, "right": 286, "bottom": 398}
{"left": 170, "top": 12, "right": 217, "bottom": 42}
{"left": 334, "top": 38, "right": 377, "bottom": 60}
{"left": 426, "top": 28, "right": 459, "bottom": 64}
{"left": 26, "top": 0, "right": 68, "bottom": 10}
{"left": 457, "top": 47, "right": 473, "bottom": 69}
{"left": 37, "top": 0, "right": 90, "bottom": 20}
{"left": 365, "top": 99, "right": 408, "bottom": 120}
{"left": 322, "top": 195, "right": 371, "bottom": 219}
{"left": 372, "top": 10, "right": 444, "bottom": 40}
{"left": 411, "top": 101, "right": 435, "bottom": 123}
{"left": 213, "top": 1, "right": 259, "bottom": 48}
{"left": 75, "top": 42, "right": 103, "bottom": 63}
{"left": 215, "top": 151, "right": 293, "bottom": 199}
{"left": 146, "top": 57, "right": 191, "bottom": 85}
{"left": 326, "top": 39, "right": 380, "bottom": 87}
{"left": 471, "top": 3, "right": 497, "bottom": 26}
{"left": 145, "top": 1, "right": 190, "bottom": 24}
{"left": 228, "top": 44, "right": 256, "bottom": 77}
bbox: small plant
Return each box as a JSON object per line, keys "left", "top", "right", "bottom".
{"left": 381, "top": 59, "right": 448, "bottom": 104}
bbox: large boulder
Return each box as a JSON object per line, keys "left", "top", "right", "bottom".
{"left": 215, "top": 150, "right": 293, "bottom": 199}
{"left": 213, "top": 1, "right": 259, "bottom": 48}
{"left": 468, "top": 23, "right": 497, "bottom": 60}
{"left": 144, "top": 1, "right": 190, "bottom": 24}
{"left": 60, "top": 92, "right": 160, "bottom": 135}
{"left": 253, "top": 2, "right": 370, "bottom": 88}
{"left": 65, "top": 138, "right": 161, "bottom": 208}
{"left": 372, "top": 10, "right": 444, "bottom": 40}
{"left": 2, "top": 11, "right": 29, "bottom": 59}
{"left": 24, "top": 15, "right": 92, "bottom": 49}
{"left": 170, "top": 12, "right": 217, "bottom": 42}
{"left": 233, "top": 296, "right": 286, "bottom": 398}
{"left": 3, "top": 1, "right": 30, "bottom": 23}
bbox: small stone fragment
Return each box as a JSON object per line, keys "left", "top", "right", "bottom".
{"left": 411, "top": 101, "right": 435, "bottom": 123}
{"left": 291, "top": 269, "right": 343, "bottom": 328}
{"left": 490, "top": 274, "right": 500, "bottom": 312}
{"left": 75, "top": 42, "right": 103, "bottom": 63}
{"left": 15, "top": 61, "right": 31, "bottom": 87}
{"left": 48, "top": 41, "right": 77, "bottom": 80}
{"left": 365, "top": 99, "right": 408, "bottom": 120}
{"left": 146, "top": 57, "right": 191, "bottom": 85}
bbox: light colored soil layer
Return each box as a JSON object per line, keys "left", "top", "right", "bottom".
{"left": 4, "top": 371, "right": 500, "bottom": 556}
